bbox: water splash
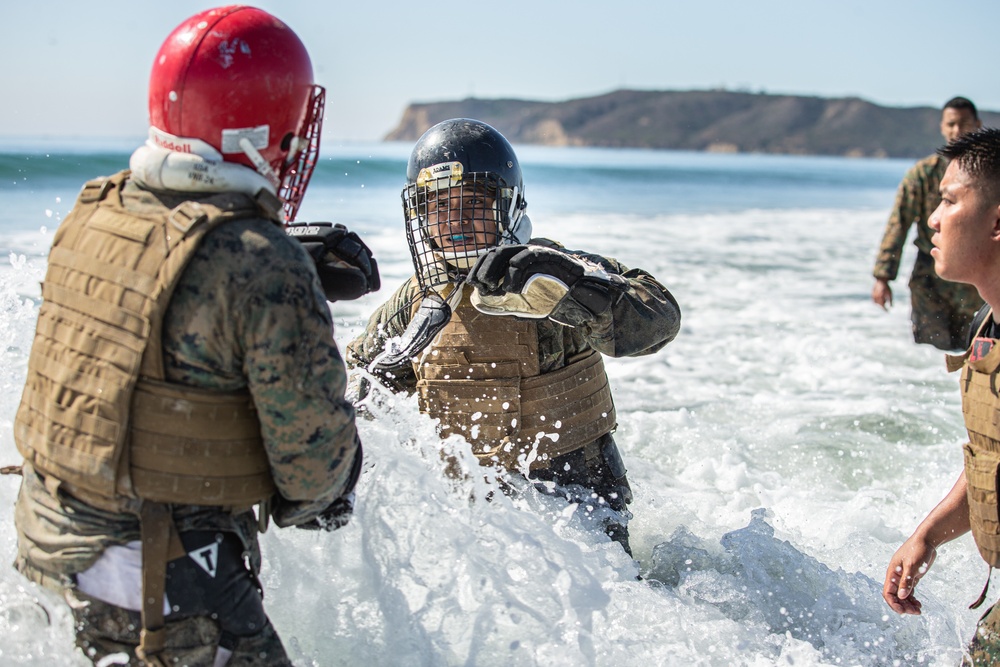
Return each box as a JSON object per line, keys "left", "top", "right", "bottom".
{"left": 0, "top": 149, "right": 986, "bottom": 665}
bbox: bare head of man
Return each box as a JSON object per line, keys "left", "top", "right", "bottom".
{"left": 929, "top": 128, "right": 1000, "bottom": 298}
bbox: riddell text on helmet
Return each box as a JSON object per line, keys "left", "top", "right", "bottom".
{"left": 151, "top": 133, "right": 193, "bottom": 154}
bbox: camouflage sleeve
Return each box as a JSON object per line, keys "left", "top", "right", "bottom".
{"left": 345, "top": 277, "right": 420, "bottom": 393}
{"left": 240, "top": 243, "right": 360, "bottom": 524}
{"left": 563, "top": 248, "right": 681, "bottom": 358}
{"left": 873, "top": 160, "right": 934, "bottom": 281}
{"left": 165, "top": 220, "right": 360, "bottom": 527}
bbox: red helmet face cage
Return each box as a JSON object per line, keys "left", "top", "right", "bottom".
{"left": 149, "top": 5, "right": 323, "bottom": 220}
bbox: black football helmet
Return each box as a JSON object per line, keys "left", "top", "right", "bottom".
{"left": 402, "top": 119, "right": 530, "bottom": 292}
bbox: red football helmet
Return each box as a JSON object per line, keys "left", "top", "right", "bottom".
{"left": 148, "top": 5, "right": 324, "bottom": 220}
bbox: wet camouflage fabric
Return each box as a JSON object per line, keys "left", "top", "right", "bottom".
{"left": 68, "top": 588, "right": 291, "bottom": 666}
{"left": 909, "top": 253, "right": 983, "bottom": 350}
{"left": 873, "top": 154, "right": 983, "bottom": 347}
{"left": 346, "top": 239, "right": 681, "bottom": 386}
{"left": 15, "top": 179, "right": 359, "bottom": 662}
{"left": 873, "top": 154, "right": 947, "bottom": 281}
{"left": 15, "top": 463, "right": 268, "bottom": 591}
{"left": 965, "top": 600, "right": 1000, "bottom": 666}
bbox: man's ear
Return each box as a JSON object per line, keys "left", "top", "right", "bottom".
{"left": 992, "top": 201, "right": 1000, "bottom": 240}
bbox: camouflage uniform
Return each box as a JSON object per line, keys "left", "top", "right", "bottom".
{"left": 965, "top": 601, "right": 1000, "bottom": 666}
{"left": 873, "top": 154, "right": 983, "bottom": 350}
{"left": 14, "top": 178, "right": 360, "bottom": 665}
{"left": 347, "top": 241, "right": 680, "bottom": 553}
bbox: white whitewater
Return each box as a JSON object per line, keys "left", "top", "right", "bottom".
{"left": 0, "top": 146, "right": 983, "bottom": 666}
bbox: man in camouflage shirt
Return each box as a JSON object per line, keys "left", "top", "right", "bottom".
{"left": 11, "top": 8, "right": 370, "bottom": 666}
{"left": 872, "top": 97, "right": 983, "bottom": 350}
{"left": 881, "top": 128, "right": 1000, "bottom": 667}
{"left": 347, "top": 119, "right": 680, "bottom": 557}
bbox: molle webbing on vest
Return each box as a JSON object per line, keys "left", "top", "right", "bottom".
{"left": 952, "top": 310, "right": 1000, "bottom": 567}
{"left": 415, "top": 298, "right": 538, "bottom": 448}
{"left": 14, "top": 170, "right": 277, "bottom": 508}
{"left": 518, "top": 350, "right": 616, "bottom": 455}
{"left": 414, "top": 293, "right": 616, "bottom": 470}
{"left": 129, "top": 379, "right": 275, "bottom": 506}
{"left": 964, "top": 444, "right": 1000, "bottom": 566}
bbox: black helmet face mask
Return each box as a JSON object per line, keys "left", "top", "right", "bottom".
{"left": 403, "top": 160, "right": 522, "bottom": 293}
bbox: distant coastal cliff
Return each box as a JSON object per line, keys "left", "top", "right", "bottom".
{"left": 384, "top": 89, "right": 1000, "bottom": 158}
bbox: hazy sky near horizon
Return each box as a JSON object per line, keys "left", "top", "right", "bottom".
{"left": 5, "top": 0, "right": 999, "bottom": 144}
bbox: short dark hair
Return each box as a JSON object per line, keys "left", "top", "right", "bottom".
{"left": 938, "top": 127, "right": 1000, "bottom": 201}
{"left": 943, "top": 96, "right": 979, "bottom": 120}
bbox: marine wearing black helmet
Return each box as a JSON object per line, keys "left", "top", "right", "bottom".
{"left": 348, "top": 118, "right": 681, "bottom": 557}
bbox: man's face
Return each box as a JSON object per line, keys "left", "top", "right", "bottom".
{"left": 425, "top": 185, "right": 499, "bottom": 251}
{"left": 940, "top": 107, "right": 981, "bottom": 143}
{"left": 928, "top": 162, "right": 999, "bottom": 285}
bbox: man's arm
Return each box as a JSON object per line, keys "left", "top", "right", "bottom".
{"left": 563, "top": 252, "right": 681, "bottom": 358}
{"left": 239, "top": 236, "right": 362, "bottom": 527}
{"left": 872, "top": 165, "right": 924, "bottom": 307}
{"left": 882, "top": 470, "right": 971, "bottom": 615}
{"left": 345, "top": 278, "right": 420, "bottom": 393}
{"left": 467, "top": 241, "right": 681, "bottom": 358}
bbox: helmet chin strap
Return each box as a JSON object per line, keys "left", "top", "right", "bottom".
{"left": 239, "top": 137, "right": 281, "bottom": 188}
{"left": 507, "top": 186, "right": 520, "bottom": 220}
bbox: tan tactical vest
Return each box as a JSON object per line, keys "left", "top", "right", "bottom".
{"left": 14, "top": 171, "right": 280, "bottom": 513}
{"left": 413, "top": 285, "right": 616, "bottom": 471}
{"left": 947, "top": 311, "right": 1000, "bottom": 568}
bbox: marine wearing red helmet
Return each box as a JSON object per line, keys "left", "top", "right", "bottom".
{"left": 11, "top": 6, "right": 364, "bottom": 666}
{"left": 147, "top": 5, "right": 324, "bottom": 221}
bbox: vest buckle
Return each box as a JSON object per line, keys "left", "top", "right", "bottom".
{"left": 168, "top": 203, "right": 208, "bottom": 235}
{"left": 77, "top": 178, "right": 115, "bottom": 204}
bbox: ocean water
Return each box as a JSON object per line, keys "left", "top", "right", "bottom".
{"left": 0, "top": 141, "right": 983, "bottom": 666}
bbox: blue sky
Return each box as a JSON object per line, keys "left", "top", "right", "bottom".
{"left": 4, "top": 0, "right": 999, "bottom": 144}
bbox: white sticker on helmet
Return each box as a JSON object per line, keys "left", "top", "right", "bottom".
{"left": 221, "top": 125, "right": 270, "bottom": 154}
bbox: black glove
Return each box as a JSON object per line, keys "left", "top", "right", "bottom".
{"left": 467, "top": 245, "right": 579, "bottom": 296}
{"left": 296, "top": 439, "right": 363, "bottom": 532}
{"left": 294, "top": 493, "right": 355, "bottom": 531}
{"left": 468, "top": 244, "right": 627, "bottom": 325}
{"left": 286, "top": 222, "right": 381, "bottom": 301}
{"left": 371, "top": 294, "right": 453, "bottom": 375}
